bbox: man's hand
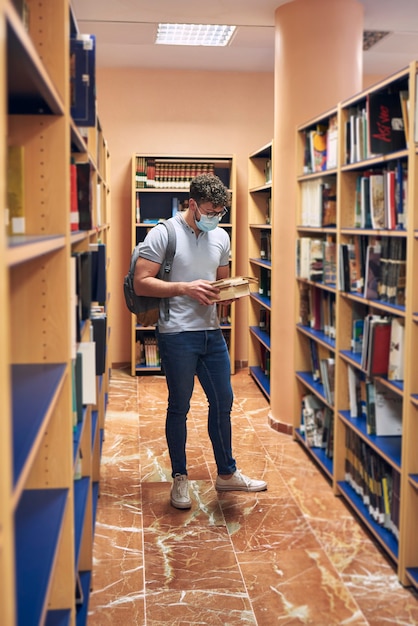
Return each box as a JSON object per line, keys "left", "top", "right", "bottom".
{"left": 184, "top": 280, "right": 221, "bottom": 305}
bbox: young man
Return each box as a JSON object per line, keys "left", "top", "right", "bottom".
{"left": 134, "top": 173, "right": 267, "bottom": 509}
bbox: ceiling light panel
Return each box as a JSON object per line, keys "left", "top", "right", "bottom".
{"left": 156, "top": 23, "right": 236, "bottom": 46}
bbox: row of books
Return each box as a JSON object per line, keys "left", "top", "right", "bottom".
{"left": 340, "top": 236, "right": 406, "bottom": 306}
{"left": 308, "top": 339, "right": 335, "bottom": 401}
{"left": 299, "top": 284, "right": 336, "bottom": 340}
{"left": 353, "top": 162, "right": 407, "bottom": 231}
{"left": 218, "top": 303, "right": 231, "bottom": 326}
{"left": 259, "top": 344, "right": 270, "bottom": 379}
{"left": 345, "top": 428, "right": 400, "bottom": 538}
{"left": 259, "top": 308, "right": 271, "bottom": 334}
{"left": 352, "top": 313, "right": 404, "bottom": 380}
{"left": 299, "top": 178, "right": 337, "bottom": 228}
{"left": 300, "top": 393, "right": 334, "bottom": 458}
{"left": 361, "top": 314, "right": 390, "bottom": 376}
{"left": 258, "top": 267, "right": 271, "bottom": 299}
{"left": 296, "top": 237, "right": 337, "bottom": 286}
{"left": 71, "top": 246, "right": 107, "bottom": 348}
{"left": 260, "top": 231, "right": 272, "bottom": 261}
{"left": 71, "top": 34, "right": 96, "bottom": 127}
{"left": 70, "top": 160, "right": 97, "bottom": 231}
{"left": 345, "top": 89, "right": 408, "bottom": 165}
{"left": 135, "top": 157, "right": 215, "bottom": 189}
{"left": 264, "top": 159, "right": 272, "bottom": 184}
{"left": 302, "top": 114, "right": 338, "bottom": 174}
{"left": 136, "top": 337, "right": 160, "bottom": 367}
{"left": 347, "top": 365, "right": 403, "bottom": 436}
{"left": 6, "top": 145, "right": 25, "bottom": 235}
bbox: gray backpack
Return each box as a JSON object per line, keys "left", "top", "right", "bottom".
{"left": 123, "top": 220, "right": 176, "bottom": 326}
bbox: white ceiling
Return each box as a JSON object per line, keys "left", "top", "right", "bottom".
{"left": 71, "top": 0, "right": 418, "bottom": 76}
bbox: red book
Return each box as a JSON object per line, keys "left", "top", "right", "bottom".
{"left": 70, "top": 162, "right": 79, "bottom": 231}
{"left": 369, "top": 321, "right": 391, "bottom": 376}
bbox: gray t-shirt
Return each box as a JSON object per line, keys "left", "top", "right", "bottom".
{"left": 138, "top": 212, "right": 230, "bottom": 333}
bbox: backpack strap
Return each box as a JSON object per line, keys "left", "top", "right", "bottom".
{"left": 157, "top": 220, "right": 176, "bottom": 321}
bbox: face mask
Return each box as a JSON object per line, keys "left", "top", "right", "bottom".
{"left": 195, "top": 206, "right": 219, "bottom": 232}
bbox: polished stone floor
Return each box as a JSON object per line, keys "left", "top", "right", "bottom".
{"left": 88, "top": 368, "right": 418, "bottom": 625}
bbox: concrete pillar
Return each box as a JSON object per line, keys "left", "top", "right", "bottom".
{"left": 270, "top": 0, "right": 364, "bottom": 431}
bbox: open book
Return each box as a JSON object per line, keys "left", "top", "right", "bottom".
{"left": 211, "top": 276, "right": 258, "bottom": 301}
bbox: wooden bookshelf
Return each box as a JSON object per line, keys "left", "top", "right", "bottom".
{"left": 130, "top": 154, "right": 236, "bottom": 376}
{"left": 0, "top": 2, "right": 111, "bottom": 624}
{"left": 248, "top": 141, "right": 273, "bottom": 400}
{"left": 294, "top": 62, "right": 418, "bottom": 587}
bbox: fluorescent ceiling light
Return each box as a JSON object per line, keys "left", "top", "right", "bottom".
{"left": 156, "top": 23, "right": 236, "bottom": 47}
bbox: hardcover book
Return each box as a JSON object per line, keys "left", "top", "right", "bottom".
{"left": 7, "top": 145, "right": 25, "bottom": 235}
{"left": 70, "top": 34, "right": 96, "bottom": 127}
{"left": 369, "top": 319, "right": 391, "bottom": 376}
{"left": 368, "top": 92, "right": 406, "bottom": 155}
{"left": 302, "top": 393, "right": 326, "bottom": 448}
{"left": 363, "top": 244, "right": 381, "bottom": 300}
{"left": 211, "top": 276, "right": 258, "bottom": 301}
{"left": 369, "top": 173, "right": 385, "bottom": 229}
{"left": 388, "top": 317, "right": 405, "bottom": 381}
{"left": 374, "top": 381, "right": 403, "bottom": 436}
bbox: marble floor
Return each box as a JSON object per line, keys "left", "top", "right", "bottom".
{"left": 88, "top": 367, "right": 418, "bottom": 625}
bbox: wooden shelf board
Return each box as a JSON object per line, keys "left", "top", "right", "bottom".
{"left": 249, "top": 325, "right": 271, "bottom": 350}
{"left": 294, "top": 428, "right": 333, "bottom": 479}
{"left": 249, "top": 365, "right": 270, "bottom": 399}
{"left": 74, "top": 477, "right": 90, "bottom": 569}
{"left": 249, "top": 257, "right": 272, "bottom": 269}
{"left": 339, "top": 410, "right": 402, "bottom": 469}
{"left": 12, "top": 363, "right": 66, "bottom": 491}
{"left": 249, "top": 223, "right": 272, "bottom": 230}
{"left": 73, "top": 407, "right": 89, "bottom": 466}
{"left": 249, "top": 183, "right": 272, "bottom": 193}
{"left": 406, "top": 568, "right": 418, "bottom": 589}
{"left": 297, "top": 324, "right": 336, "bottom": 351}
{"left": 337, "top": 480, "right": 398, "bottom": 562}
{"left": 15, "top": 488, "right": 68, "bottom": 626}
{"left": 76, "top": 570, "right": 92, "bottom": 626}
{"left": 7, "top": 235, "right": 66, "bottom": 266}
{"left": 250, "top": 292, "right": 271, "bottom": 310}
{"left": 340, "top": 292, "right": 406, "bottom": 315}
{"left": 295, "top": 371, "right": 329, "bottom": 407}
{"left": 135, "top": 365, "right": 162, "bottom": 373}
{"left": 91, "top": 410, "right": 99, "bottom": 449}
{"left": 249, "top": 143, "right": 272, "bottom": 159}
{"left": 6, "top": 5, "right": 64, "bottom": 115}
{"left": 92, "top": 481, "right": 100, "bottom": 531}
{"left": 409, "top": 474, "right": 418, "bottom": 488}
{"left": 340, "top": 349, "right": 362, "bottom": 368}
{"left": 45, "top": 609, "right": 71, "bottom": 626}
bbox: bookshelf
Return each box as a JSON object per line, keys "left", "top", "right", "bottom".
{"left": 248, "top": 142, "right": 273, "bottom": 399}
{"left": 0, "top": 2, "right": 111, "bottom": 625}
{"left": 294, "top": 62, "right": 418, "bottom": 588}
{"left": 130, "top": 154, "right": 236, "bottom": 376}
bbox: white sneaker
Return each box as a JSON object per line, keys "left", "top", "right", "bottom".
{"left": 215, "top": 470, "right": 267, "bottom": 492}
{"left": 170, "top": 474, "right": 192, "bottom": 509}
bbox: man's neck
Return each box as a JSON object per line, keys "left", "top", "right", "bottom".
{"left": 183, "top": 208, "right": 200, "bottom": 236}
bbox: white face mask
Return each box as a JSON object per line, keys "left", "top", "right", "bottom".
{"left": 196, "top": 210, "right": 219, "bottom": 232}
{"left": 194, "top": 203, "right": 226, "bottom": 232}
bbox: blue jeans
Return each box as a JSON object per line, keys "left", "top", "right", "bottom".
{"left": 156, "top": 329, "right": 236, "bottom": 477}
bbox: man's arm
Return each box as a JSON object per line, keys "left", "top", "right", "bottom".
{"left": 216, "top": 264, "right": 230, "bottom": 281}
{"left": 134, "top": 256, "right": 221, "bottom": 305}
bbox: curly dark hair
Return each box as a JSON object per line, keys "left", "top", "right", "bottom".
{"left": 189, "top": 174, "right": 230, "bottom": 208}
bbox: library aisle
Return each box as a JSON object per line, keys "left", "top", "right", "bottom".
{"left": 87, "top": 369, "right": 418, "bottom": 625}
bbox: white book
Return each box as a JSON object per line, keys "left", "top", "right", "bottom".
{"left": 348, "top": 365, "right": 359, "bottom": 418}
{"left": 388, "top": 317, "right": 405, "bottom": 381}
{"left": 77, "top": 341, "right": 97, "bottom": 405}
{"left": 374, "top": 381, "right": 403, "bottom": 436}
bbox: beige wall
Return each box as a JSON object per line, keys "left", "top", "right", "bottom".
{"left": 95, "top": 67, "right": 274, "bottom": 368}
